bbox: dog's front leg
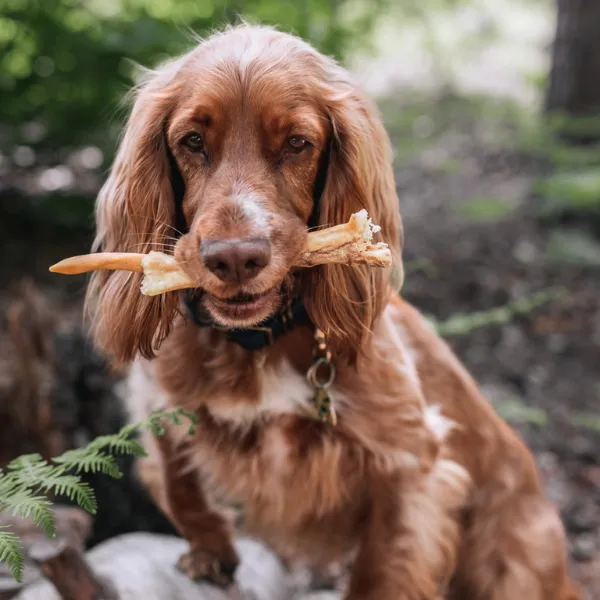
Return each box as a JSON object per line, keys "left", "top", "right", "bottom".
{"left": 345, "top": 466, "right": 461, "bottom": 600}
{"left": 155, "top": 431, "right": 240, "bottom": 587}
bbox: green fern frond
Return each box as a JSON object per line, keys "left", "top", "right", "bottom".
{"left": 110, "top": 438, "right": 147, "bottom": 457}
{"left": 39, "top": 475, "right": 97, "bottom": 515}
{"left": 6, "top": 453, "right": 55, "bottom": 483}
{"left": 116, "top": 422, "right": 140, "bottom": 439}
{"left": 146, "top": 407, "right": 197, "bottom": 436}
{"left": 145, "top": 420, "right": 166, "bottom": 436}
{"left": 53, "top": 449, "right": 122, "bottom": 479}
{"left": 0, "top": 407, "right": 197, "bottom": 582}
{"left": 89, "top": 435, "right": 147, "bottom": 458}
{"left": 0, "top": 528, "right": 24, "bottom": 582}
{"left": 2, "top": 490, "right": 56, "bottom": 538}
{"left": 6, "top": 453, "right": 46, "bottom": 471}
{"left": 0, "top": 473, "right": 17, "bottom": 499}
{"left": 30, "top": 503, "right": 57, "bottom": 539}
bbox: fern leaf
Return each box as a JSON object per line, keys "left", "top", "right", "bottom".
{"left": 6, "top": 454, "right": 55, "bottom": 484}
{"left": 0, "top": 407, "right": 198, "bottom": 582}
{"left": 87, "top": 434, "right": 147, "bottom": 458}
{"left": 49, "top": 447, "right": 87, "bottom": 466}
{"left": 2, "top": 490, "right": 56, "bottom": 538}
{"left": 117, "top": 423, "right": 140, "bottom": 438}
{"left": 6, "top": 453, "right": 46, "bottom": 471}
{"left": 39, "top": 475, "right": 98, "bottom": 515}
{"left": 86, "top": 434, "right": 122, "bottom": 451}
{"left": 108, "top": 438, "right": 147, "bottom": 457}
{"left": 0, "top": 472, "right": 18, "bottom": 500}
{"left": 146, "top": 420, "right": 166, "bottom": 436}
{"left": 2, "top": 488, "right": 47, "bottom": 515}
{"left": 72, "top": 482, "right": 97, "bottom": 515}
{"left": 145, "top": 408, "right": 197, "bottom": 436}
{"left": 30, "top": 503, "right": 57, "bottom": 538}
{"left": 53, "top": 450, "right": 122, "bottom": 479}
{"left": 0, "top": 528, "right": 24, "bottom": 582}
{"left": 176, "top": 406, "right": 198, "bottom": 425}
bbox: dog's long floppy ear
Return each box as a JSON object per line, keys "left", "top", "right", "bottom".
{"left": 304, "top": 61, "right": 404, "bottom": 361}
{"left": 86, "top": 59, "right": 185, "bottom": 365}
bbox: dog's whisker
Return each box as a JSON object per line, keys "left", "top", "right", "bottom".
{"left": 307, "top": 223, "right": 335, "bottom": 232}
{"left": 126, "top": 242, "right": 178, "bottom": 251}
{"left": 126, "top": 234, "right": 181, "bottom": 246}
{"left": 126, "top": 211, "right": 185, "bottom": 238}
{"left": 125, "top": 236, "right": 177, "bottom": 242}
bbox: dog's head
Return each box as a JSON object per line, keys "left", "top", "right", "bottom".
{"left": 87, "top": 25, "right": 403, "bottom": 363}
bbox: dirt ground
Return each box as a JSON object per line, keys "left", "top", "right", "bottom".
{"left": 1, "top": 95, "right": 599, "bottom": 597}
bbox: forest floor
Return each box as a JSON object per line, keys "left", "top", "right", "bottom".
{"left": 0, "top": 90, "right": 599, "bottom": 598}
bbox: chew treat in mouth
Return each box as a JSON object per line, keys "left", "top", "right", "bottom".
{"left": 297, "top": 209, "right": 390, "bottom": 268}
{"left": 50, "top": 252, "right": 195, "bottom": 297}
{"left": 49, "top": 209, "right": 392, "bottom": 296}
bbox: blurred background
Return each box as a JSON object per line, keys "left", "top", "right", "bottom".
{"left": 0, "top": 0, "right": 599, "bottom": 597}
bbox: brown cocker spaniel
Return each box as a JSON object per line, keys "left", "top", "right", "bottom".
{"left": 86, "top": 24, "right": 582, "bottom": 600}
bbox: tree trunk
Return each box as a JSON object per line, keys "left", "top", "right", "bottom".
{"left": 546, "top": 0, "right": 600, "bottom": 139}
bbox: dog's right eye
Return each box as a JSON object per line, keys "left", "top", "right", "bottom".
{"left": 182, "top": 133, "right": 205, "bottom": 153}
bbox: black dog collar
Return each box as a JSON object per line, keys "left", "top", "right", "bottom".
{"left": 181, "top": 292, "right": 310, "bottom": 351}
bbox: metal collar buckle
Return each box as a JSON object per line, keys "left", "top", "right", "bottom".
{"left": 307, "top": 328, "right": 337, "bottom": 426}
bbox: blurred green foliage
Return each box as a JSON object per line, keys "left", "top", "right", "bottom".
{"left": 521, "top": 117, "right": 600, "bottom": 221}
{"left": 0, "top": 0, "right": 386, "bottom": 159}
{"left": 493, "top": 397, "right": 548, "bottom": 427}
{"left": 455, "top": 196, "right": 515, "bottom": 222}
{"left": 428, "top": 287, "right": 567, "bottom": 337}
{"left": 545, "top": 230, "right": 600, "bottom": 267}
{"left": 536, "top": 171, "right": 600, "bottom": 215}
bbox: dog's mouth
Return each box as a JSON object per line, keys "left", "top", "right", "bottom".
{"left": 203, "top": 287, "right": 280, "bottom": 326}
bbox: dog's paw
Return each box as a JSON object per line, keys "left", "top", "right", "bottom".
{"left": 177, "top": 546, "right": 239, "bottom": 587}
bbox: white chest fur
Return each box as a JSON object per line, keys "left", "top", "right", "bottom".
{"left": 125, "top": 358, "right": 319, "bottom": 430}
{"left": 206, "top": 358, "right": 317, "bottom": 427}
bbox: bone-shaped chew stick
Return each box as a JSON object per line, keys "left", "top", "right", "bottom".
{"left": 49, "top": 210, "right": 392, "bottom": 296}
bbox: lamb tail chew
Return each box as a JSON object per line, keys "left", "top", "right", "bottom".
{"left": 50, "top": 252, "right": 146, "bottom": 275}
{"left": 50, "top": 252, "right": 195, "bottom": 297}
{"left": 296, "top": 209, "right": 391, "bottom": 268}
{"left": 49, "top": 209, "right": 392, "bottom": 296}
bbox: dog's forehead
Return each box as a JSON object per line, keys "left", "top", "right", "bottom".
{"left": 182, "top": 63, "right": 318, "bottom": 105}
{"left": 174, "top": 63, "right": 326, "bottom": 137}
{"left": 180, "top": 30, "right": 323, "bottom": 104}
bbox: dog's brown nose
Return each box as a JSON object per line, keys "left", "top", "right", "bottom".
{"left": 201, "top": 237, "right": 271, "bottom": 283}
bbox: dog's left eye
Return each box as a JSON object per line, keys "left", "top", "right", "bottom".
{"left": 182, "top": 133, "right": 205, "bottom": 152}
{"left": 287, "top": 135, "right": 309, "bottom": 153}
